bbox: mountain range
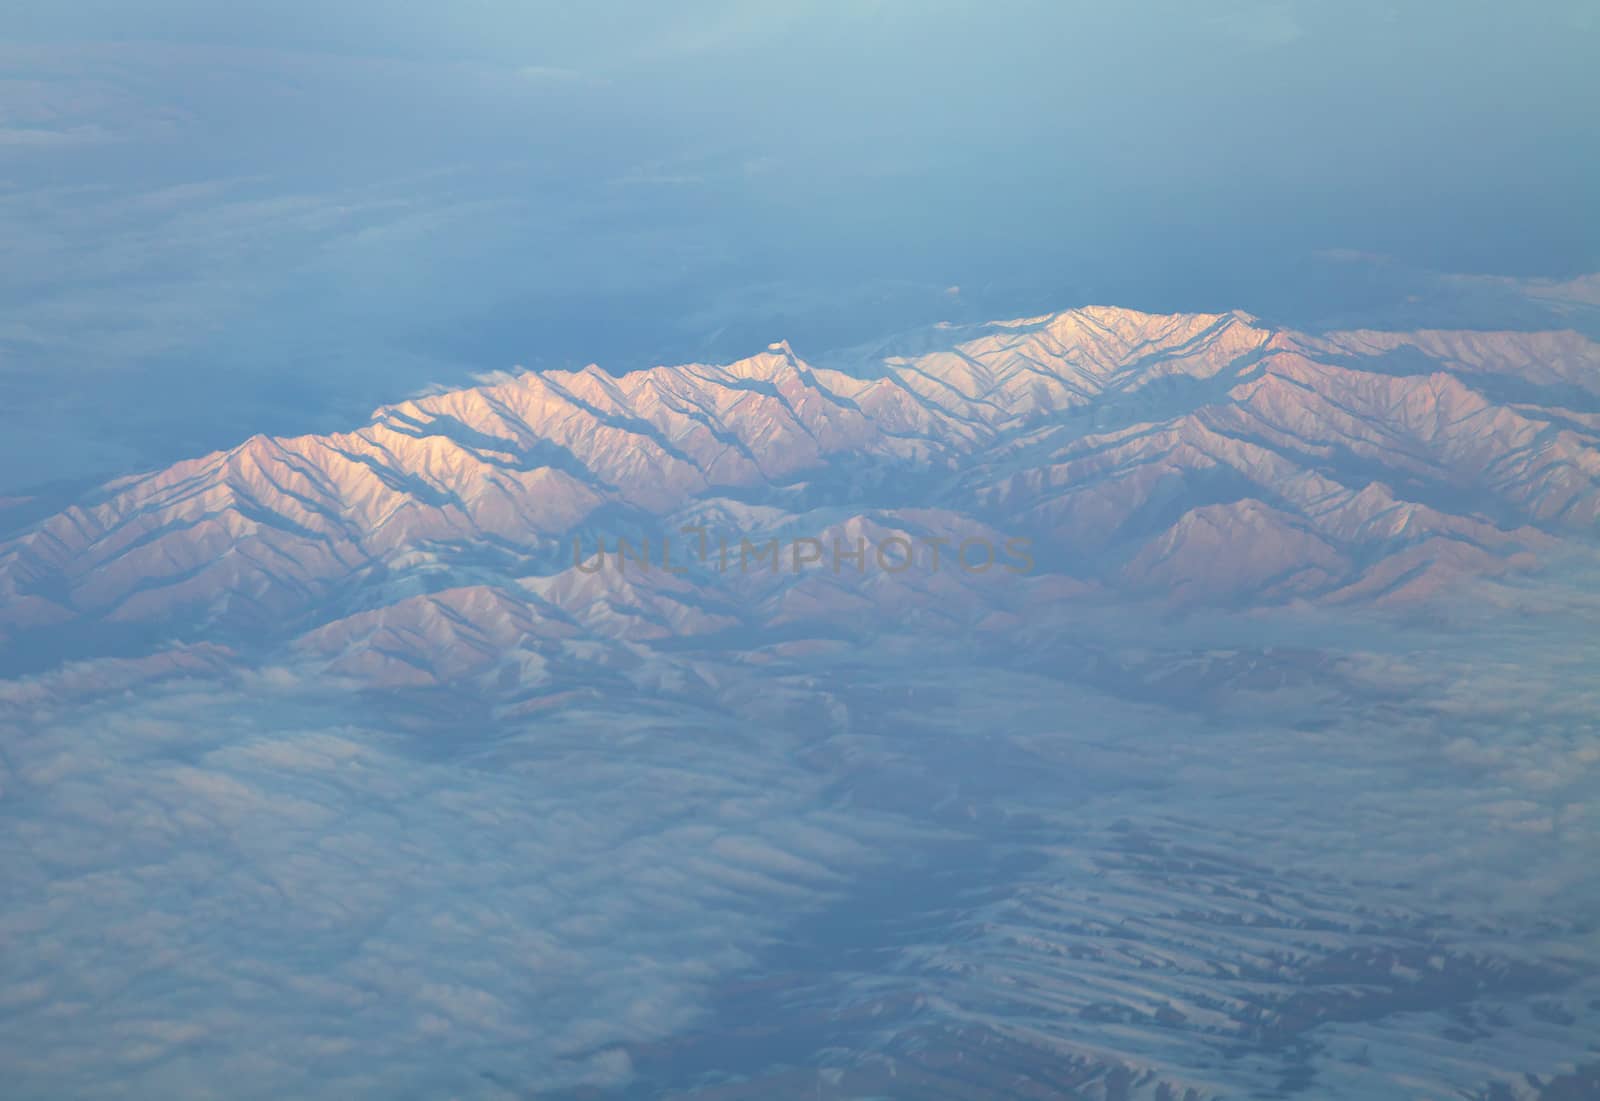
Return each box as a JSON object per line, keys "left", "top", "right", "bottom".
{"left": 2, "top": 306, "right": 1596, "bottom": 687}
{"left": 3, "top": 305, "right": 1600, "bottom": 1101}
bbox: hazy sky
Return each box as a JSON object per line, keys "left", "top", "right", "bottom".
{"left": 1, "top": 0, "right": 1596, "bottom": 488}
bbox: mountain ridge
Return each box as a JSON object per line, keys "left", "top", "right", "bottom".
{"left": 1, "top": 305, "right": 1596, "bottom": 682}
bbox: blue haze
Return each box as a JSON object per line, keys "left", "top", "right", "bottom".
{"left": 0, "top": 0, "right": 1595, "bottom": 487}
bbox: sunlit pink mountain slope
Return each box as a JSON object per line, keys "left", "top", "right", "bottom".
{"left": 2, "top": 307, "right": 1596, "bottom": 680}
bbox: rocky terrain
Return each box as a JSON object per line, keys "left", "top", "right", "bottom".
{"left": 3, "top": 307, "right": 1596, "bottom": 686}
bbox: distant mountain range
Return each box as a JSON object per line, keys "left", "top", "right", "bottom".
{"left": 3, "top": 306, "right": 1595, "bottom": 686}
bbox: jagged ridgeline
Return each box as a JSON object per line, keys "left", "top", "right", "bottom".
{"left": 1, "top": 308, "right": 1596, "bottom": 681}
